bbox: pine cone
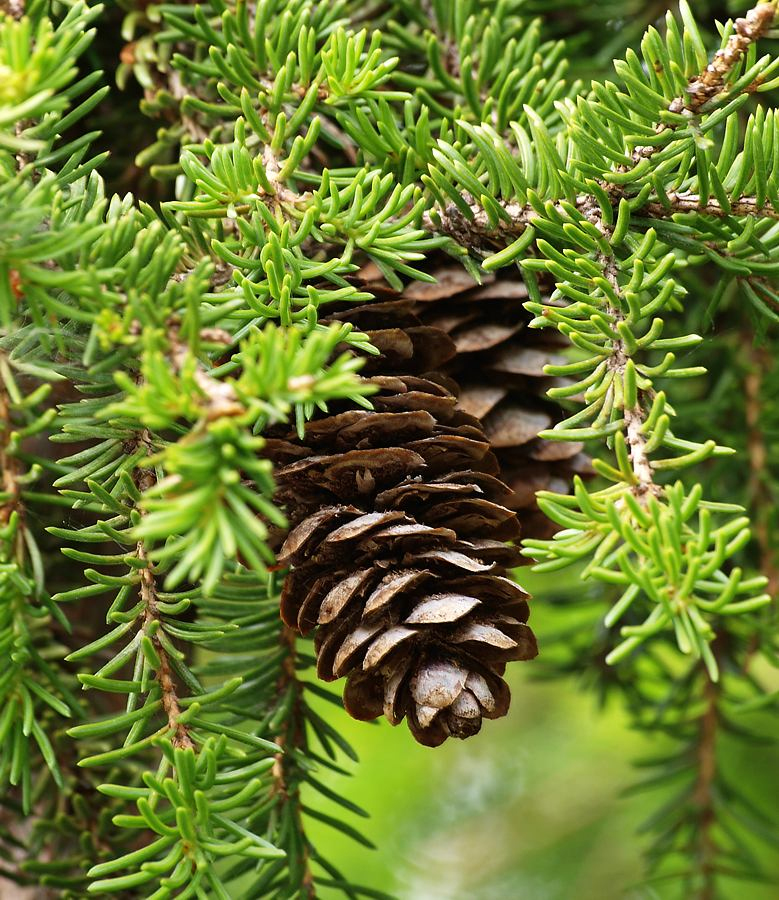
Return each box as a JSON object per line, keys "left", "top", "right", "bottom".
{"left": 354, "top": 259, "right": 591, "bottom": 539}
{"left": 267, "top": 374, "right": 537, "bottom": 746}
{"left": 267, "top": 261, "right": 584, "bottom": 744}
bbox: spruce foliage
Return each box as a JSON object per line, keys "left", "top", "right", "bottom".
{"left": 2, "top": 0, "right": 779, "bottom": 897}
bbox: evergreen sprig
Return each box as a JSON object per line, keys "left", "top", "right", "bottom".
{"left": 3, "top": 0, "right": 779, "bottom": 895}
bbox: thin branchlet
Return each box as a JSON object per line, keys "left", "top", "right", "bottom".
{"left": 167, "top": 326, "right": 244, "bottom": 420}
{"left": 630, "top": 2, "right": 777, "bottom": 162}
{"left": 271, "top": 625, "right": 315, "bottom": 898}
{"left": 137, "top": 541, "right": 194, "bottom": 751}
{"left": 692, "top": 671, "right": 720, "bottom": 900}
{"left": 131, "top": 434, "right": 194, "bottom": 751}
{"left": 686, "top": 2, "right": 777, "bottom": 112}
{"left": 744, "top": 344, "right": 779, "bottom": 597}
{"left": 577, "top": 196, "right": 659, "bottom": 494}
{"left": 1, "top": 0, "right": 25, "bottom": 20}
{"left": 425, "top": 189, "right": 779, "bottom": 255}
{"left": 0, "top": 367, "right": 23, "bottom": 528}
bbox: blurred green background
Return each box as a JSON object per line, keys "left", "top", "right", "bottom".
{"left": 304, "top": 572, "right": 779, "bottom": 900}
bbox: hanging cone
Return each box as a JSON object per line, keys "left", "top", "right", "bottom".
{"left": 266, "top": 258, "right": 595, "bottom": 744}
{"left": 266, "top": 372, "right": 537, "bottom": 746}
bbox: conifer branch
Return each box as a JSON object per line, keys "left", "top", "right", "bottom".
{"left": 425, "top": 0, "right": 779, "bottom": 257}
{"left": 134, "top": 459, "right": 195, "bottom": 752}
{"left": 685, "top": 2, "right": 777, "bottom": 113}
{"left": 271, "top": 625, "right": 315, "bottom": 899}
{"left": 0, "top": 366, "right": 23, "bottom": 527}
{"left": 744, "top": 345, "right": 779, "bottom": 599}
{"left": 642, "top": 193, "right": 779, "bottom": 218}
{"left": 421, "top": 0, "right": 775, "bottom": 675}
{"left": 692, "top": 672, "right": 720, "bottom": 900}
{"left": 587, "top": 212, "right": 657, "bottom": 496}
{"left": 427, "top": 191, "right": 779, "bottom": 253}
{"left": 629, "top": 1, "right": 777, "bottom": 163}
{"left": 561, "top": 192, "right": 659, "bottom": 496}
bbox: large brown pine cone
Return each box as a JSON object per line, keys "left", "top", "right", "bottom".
{"left": 353, "top": 260, "right": 591, "bottom": 539}
{"left": 268, "top": 259, "right": 589, "bottom": 744}
{"left": 267, "top": 374, "right": 537, "bottom": 746}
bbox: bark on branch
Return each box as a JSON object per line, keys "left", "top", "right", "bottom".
{"left": 131, "top": 432, "right": 195, "bottom": 751}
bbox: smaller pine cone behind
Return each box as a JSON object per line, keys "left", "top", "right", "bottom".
{"left": 356, "top": 259, "right": 591, "bottom": 539}
{"left": 267, "top": 374, "right": 538, "bottom": 746}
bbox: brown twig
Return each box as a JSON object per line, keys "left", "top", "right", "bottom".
{"left": 691, "top": 671, "right": 720, "bottom": 900}
{"left": 166, "top": 71, "right": 211, "bottom": 147}
{"left": 579, "top": 197, "right": 660, "bottom": 496}
{"left": 744, "top": 343, "right": 779, "bottom": 599}
{"left": 741, "top": 337, "right": 778, "bottom": 671}
{"left": 630, "top": 2, "right": 777, "bottom": 163}
{"left": 271, "top": 625, "right": 315, "bottom": 897}
{"left": 428, "top": 196, "right": 661, "bottom": 498}
{"left": 137, "top": 541, "right": 194, "bottom": 750}
{"left": 685, "top": 3, "right": 777, "bottom": 114}
{"left": 131, "top": 432, "right": 195, "bottom": 750}
{"left": 425, "top": 189, "right": 779, "bottom": 256}
{"left": 166, "top": 327, "right": 244, "bottom": 420}
{"left": 1, "top": 0, "right": 25, "bottom": 20}
{"left": 0, "top": 370, "right": 23, "bottom": 529}
{"left": 642, "top": 192, "right": 779, "bottom": 219}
